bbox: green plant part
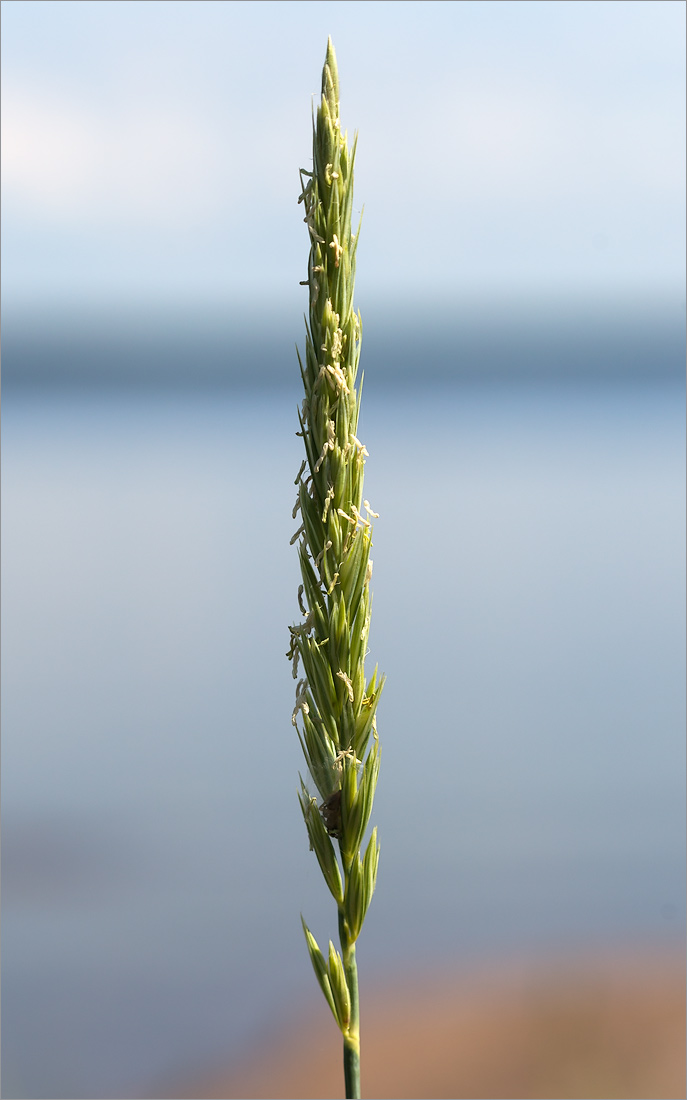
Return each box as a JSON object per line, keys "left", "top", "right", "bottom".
{"left": 287, "top": 37, "right": 384, "bottom": 1100}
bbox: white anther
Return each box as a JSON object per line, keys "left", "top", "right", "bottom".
{"left": 336, "top": 670, "right": 355, "bottom": 703}
{"left": 292, "top": 682, "right": 310, "bottom": 725}
{"left": 330, "top": 328, "right": 344, "bottom": 360}
{"left": 322, "top": 485, "right": 335, "bottom": 522}
{"left": 314, "top": 419, "right": 336, "bottom": 473}
{"left": 334, "top": 746, "right": 361, "bottom": 774}
{"left": 363, "top": 500, "right": 379, "bottom": 518}
{"left": 329, "top": 234, "right": 343, "bottom": 267}
{"left": 304, "top": 217, "right": 325, "bottom": 244}
{"left": 314, "top": 540, "right": 333, "bottom": 570}
{"left": 327, "top": 364, "right": 349, "bottom": 393}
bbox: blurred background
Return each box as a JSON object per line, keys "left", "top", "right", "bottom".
{"left": 2, "top": 2, "right": 685, "bottom": 1098}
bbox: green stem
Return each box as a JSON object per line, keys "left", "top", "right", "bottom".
{"left": 342, "top": 942, "right": 360, "bottom": 1099}
{"left": 338, "top": 908, "right": 360, "bottom": 1097}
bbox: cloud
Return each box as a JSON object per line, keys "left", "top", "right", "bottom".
{"left": 2, "top": 86, "right": 226, "bottom": 227}
{"left": 354, "top": 66, "right": 682, "bottom": 212}
{"left": 2, "top": 2, "right": 682, "bottom": 310}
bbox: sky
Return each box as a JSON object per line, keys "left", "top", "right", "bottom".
{"left": 2, "top": 0, "right": 685, "bottom": 322}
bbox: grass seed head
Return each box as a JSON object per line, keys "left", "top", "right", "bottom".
{"left": 292, "top": 41, "right": 384, "bottom": 1054}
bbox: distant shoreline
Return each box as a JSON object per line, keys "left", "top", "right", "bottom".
{"left": 3, "top": 308, "right": 684, "bottom": 388}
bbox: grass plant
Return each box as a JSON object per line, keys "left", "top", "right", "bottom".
{"left": 287, "top": 37, "right": 384, "bottom": 1100}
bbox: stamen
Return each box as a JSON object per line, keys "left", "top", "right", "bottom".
{"left": 314, "top": 419, "right": 336, "bottom": 473}
{"left": 335, "top": 746, "right": 361, "bottom": 772}
{"left": 336, "top": 670, "right": 355, "bottom": 703}
{"left": 322, "top": 485, "right": 335, "bottom": 521}
{"left": 314, "top": 540, "right": 333, "bottom": 570}
{"left": 327, "top": 364, "right": 349, "bottom": 393}
{"left": 329, "top": 234, "right": 343, "bottom": 267}
{"left": 330, "top": 328, "right": 344, "bottom": 360}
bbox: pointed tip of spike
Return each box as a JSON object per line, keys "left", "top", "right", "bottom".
{"left": 322, "top": 37, "right": 340, "bottom": 118}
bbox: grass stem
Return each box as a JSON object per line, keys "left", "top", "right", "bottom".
{"left": 342, "top": 943, "right": 361, "bottom": 1098}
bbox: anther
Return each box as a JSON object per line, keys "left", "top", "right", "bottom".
{"left": 336, "top": 670, "right": 355, "bottom": 703}
{"left": 329, "top": 234, "right": 343, "bottom": 267}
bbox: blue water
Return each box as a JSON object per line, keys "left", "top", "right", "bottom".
{"left": 2, "top": 381, "right": 685, "bottom": 1098}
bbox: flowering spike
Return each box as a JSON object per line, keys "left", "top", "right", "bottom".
{"left": 289, "top": 39, "right": 384, "bottom": 1100}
